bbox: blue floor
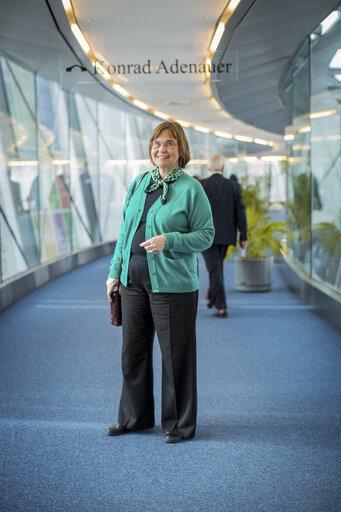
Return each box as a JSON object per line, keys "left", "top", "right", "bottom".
{"left": 0, "top": 255, "right": 340, "bottom": 512}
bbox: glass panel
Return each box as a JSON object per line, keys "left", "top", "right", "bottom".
{"left": 98, "top": 104, "right": 129, "bottom": 241}
{"left": 0, "top": 58, "right": 39, "bottom": 280}
{"left": 69, "top": 92, "right": 100, "bottom": 247}
{"left": 286, "top": 39, "right": 312, "bottom": 270}
{"left": 36, "top": 76, "right": 72, "bottom": 262}
{"left": 311, "top": 15, "right": 341, "bottom": 292}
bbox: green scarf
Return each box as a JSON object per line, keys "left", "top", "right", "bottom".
{"left": 145, "top": 167, "right": 183, "bottom": 205}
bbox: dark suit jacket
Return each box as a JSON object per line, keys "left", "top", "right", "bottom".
{"left": 201, "top": 173, "right": 247, "bottom": 246}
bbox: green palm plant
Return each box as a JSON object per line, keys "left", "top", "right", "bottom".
{"left": 245, "top": 206, "right": 295, "bottom": 259}
{"left": 225, "top": 180, "right": 295, "bottom": 261}
{"left": 241, "top": 182, "right": 269, "bottom": 218}
{"left": 232, "top": 178, "right": 295, "bottom": 291}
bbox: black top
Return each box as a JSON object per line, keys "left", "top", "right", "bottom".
{"left": 200, "top": 173, "right": 247, "bottom": 245}
{"left": 130, "top": 178, "right": 163, "bottom": 257}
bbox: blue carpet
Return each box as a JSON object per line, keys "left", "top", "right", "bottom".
{"left": 0, "top": 255, "right": 340, "bottom": 512}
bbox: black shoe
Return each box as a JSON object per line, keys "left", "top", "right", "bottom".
{"left": 213, "top": 308, "right": 228, "bottom": 318}
{"left": 106, "top": 424, "right": 131, "bottom": 436}
{"left": 164, "top": 432, "right": 186, "bottom": 443}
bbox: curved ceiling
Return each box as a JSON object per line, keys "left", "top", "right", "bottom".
{"left": 59, "top": 0, "right": 285, "bottom": 151}
{"left": 212, "top": 0, "right": 341, "bottom": 134}
{"left": 1, "top": 0, "right": 339, "bottom": 153}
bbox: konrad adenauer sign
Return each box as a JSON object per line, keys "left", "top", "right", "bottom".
{"left": 95, "top": 59, "right": 232, "bottom": 75}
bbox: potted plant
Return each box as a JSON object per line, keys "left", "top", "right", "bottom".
{"left": 232, "top": 180, "right": 295, "bottom": 292}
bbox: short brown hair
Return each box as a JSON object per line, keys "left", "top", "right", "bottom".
{"left": 148, "top": 121, "right": 191, "bottom": 169}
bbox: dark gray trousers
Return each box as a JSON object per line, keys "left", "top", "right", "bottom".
{"left": 118, "top": 260, "right": 198, "bottom": 439}
{"left": 202, "top": 244, "right": 228, "bottom": 310}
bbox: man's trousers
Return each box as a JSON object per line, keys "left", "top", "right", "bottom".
{"left": 202, "top": 244, "right": 228, "bottom": 310}
{"left": 118, "top": 260, "right": 198, "bottom": 439}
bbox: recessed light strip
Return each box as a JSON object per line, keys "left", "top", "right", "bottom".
{"left": 71, "top": 24, "right": 90, "bottom": 54}
{"left": 210, "top": 23, "right": 225, "bottom": 52}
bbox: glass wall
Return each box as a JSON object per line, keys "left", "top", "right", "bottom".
{"left": 1, "top": 55, "right": 262, "bottom": 284}
{"left": 284, "top": 6, "right": 341, "bottom": 296}
{"left": 0, "top": 52, "right": 286, "bottom": 285}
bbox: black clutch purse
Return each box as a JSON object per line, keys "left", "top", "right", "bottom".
{"left": 110, "top": 290, "right": 122, "bottom": 326}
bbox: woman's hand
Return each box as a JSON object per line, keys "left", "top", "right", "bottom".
{"left": 106, "top": 277, "right": 121, "bottom": 301}
{"left": 140, "top": 235, "right": 166, "bottom": 254}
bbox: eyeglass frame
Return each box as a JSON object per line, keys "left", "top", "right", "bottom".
{"left": 150, "top": 140, "right": 178, "bottom": 150}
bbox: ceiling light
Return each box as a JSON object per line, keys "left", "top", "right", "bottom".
{"left": 227, "top": 158, "right": 238, "bottom": 163}
{"left": 229, "top": 0, "right": 241, "bottom": 10}
{"left": 253, "top": 138, "right": 269, "bottom": 146}
{"left": 153, "top": 111, "right": 169, "bottom": 120}
{"left": 176, "top": 120, "right": 190, "bottom": 127}
{"left": 261, "top": 156, "right": 286, "bottom": 161}
{"left": 52, "top": 160, "right": 70, "bottom": 165}
{"left": 214, "top": 131, "right": 232, "bottom": 139}
{"left": 194, "top": 126, "right": 210, "bottom": 133}
{"left": 329, "top": 49, "right": 341, "bottom": 68}
{"left": 284, "top": 134, "right": 294, "bottom": 141}
{"left": 297, "top": 126, "right": 311, "bottom": 133}
{"left": 113, "top": 84, "right": 129, "bottom": 97}
{"left": 310, "top": 110, "right": 337, "bottom": 119}
{"left": 234, "top": 135, "right": 253, "bottom": 142}
{"left": 62, "top": 0, "right": 72, "bottom": 10}
{"left": 244, "top": 156, "right": 258, "bottom": 162}
{"left": 210, "top": 22, "right": 225, "bottom": 52}
{"left": 71, "top": 24, "right": 90, "bottom": 54}
{"left": 8, "top": 160, "right": 39, "bottom": 166}
{"left": 321, "top": 11, "right": 339, "bottom": 35}
{"left": 133, "top": 99, "right": 148, "bottom": 110}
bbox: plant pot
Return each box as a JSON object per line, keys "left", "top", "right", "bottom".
{"left": 235, "top": 256, "right": 274, "bottom": 292}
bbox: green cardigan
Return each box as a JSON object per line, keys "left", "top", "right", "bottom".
{"left": 108, "top": 171, "right": 215, "bottom": 293}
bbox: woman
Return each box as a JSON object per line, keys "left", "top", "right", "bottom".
{"left": 106, "top": 121, "right": 214, "bottom": 443}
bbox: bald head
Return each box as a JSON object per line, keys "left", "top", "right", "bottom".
{"left": 208, "top": 154, "right": 225, "bottom": 174}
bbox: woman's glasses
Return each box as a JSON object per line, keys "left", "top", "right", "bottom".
{"left": 151, "top": 140, "right": 177, "bottom": 149}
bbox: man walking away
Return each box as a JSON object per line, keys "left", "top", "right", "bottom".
{"left": 201, "top": 154, "right": 248, "bottom": 318}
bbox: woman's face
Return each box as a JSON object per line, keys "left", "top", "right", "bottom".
{"left": 151, "top": 129, "right": 179, "bottom": 174}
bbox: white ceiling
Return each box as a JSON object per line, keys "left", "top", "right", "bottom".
{"left": 70, "top": 0, "right": 284, "bottom": 149}
{"left": 1, "top": 0, "right": 339, "bottom": 154}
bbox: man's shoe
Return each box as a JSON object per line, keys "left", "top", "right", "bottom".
{"left": 106, "top": 424, "right": 131, "bottom": 436}
{"left": 165, "top": 432, "right": 186, "bottom": 443}
{"left": 213, "top": 309, "right": 228, "bottom": 318}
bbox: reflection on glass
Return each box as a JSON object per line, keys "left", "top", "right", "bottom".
{"left": 284, "top": 7, "right": 341, "bottom": 295}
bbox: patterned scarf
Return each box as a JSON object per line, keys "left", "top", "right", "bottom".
{"left": 145, "top": 167, "right": 183, "bottom": 205}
